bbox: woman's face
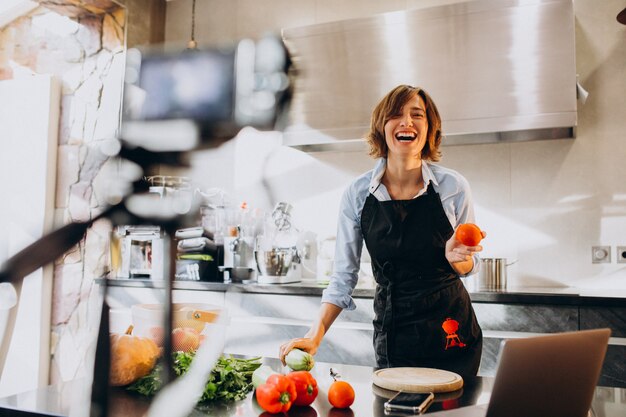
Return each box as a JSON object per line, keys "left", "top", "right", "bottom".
{"left": 383, "top": 93, "right": 428, "bottom": 158}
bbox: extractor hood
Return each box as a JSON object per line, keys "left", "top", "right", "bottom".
{"left": 281, "top": 0, "right": 577, "bottom": 151}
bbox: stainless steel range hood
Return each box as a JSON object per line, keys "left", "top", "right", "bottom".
{"left": 281, "top": 0, "right": 577, "bottom": 151}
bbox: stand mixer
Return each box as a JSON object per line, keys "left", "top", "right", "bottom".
{"left": 255, "top": 202, "right": 303, "bottom": 284}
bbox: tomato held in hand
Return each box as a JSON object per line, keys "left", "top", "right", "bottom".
{"left": 455, "top": 223, "right": 483, "bottom": 246}
{"left": 286, "top": 371, "right": 318, "bottom": 406}
{"left": 328, "top": 380, "right": 355, "bottom": 409}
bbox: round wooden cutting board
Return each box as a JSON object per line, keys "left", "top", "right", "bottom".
{"left": 372, "top": 367, "right": 464, "bottom": 393}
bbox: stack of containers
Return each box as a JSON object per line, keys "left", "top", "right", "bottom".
{"left": 175, "top": 226, "right": 220, "bottom": 281}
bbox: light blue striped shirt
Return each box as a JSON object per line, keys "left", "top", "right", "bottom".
{"left": 321, "top": 158, "right": 480, "bottom": 311}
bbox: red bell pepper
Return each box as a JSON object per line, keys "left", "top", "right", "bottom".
{"left": 256, "top": 374, "right": 297, "bottom": 413}
{"left": 286, "top": 371, "right": 318, "bottom": 406}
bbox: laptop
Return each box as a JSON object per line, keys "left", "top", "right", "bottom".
{"left": 429, "top": 328, "right": 611, "bottom": 417}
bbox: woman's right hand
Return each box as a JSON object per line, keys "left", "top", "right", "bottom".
{"left": 279, "top": 303, "right": 342, "bottom": 365}
{"left": 279, "top": 337, "right": 319, "bottom": 366}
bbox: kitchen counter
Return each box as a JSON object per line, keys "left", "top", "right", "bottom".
{"left": 101, "top": 277, "right": 626, "bottom": 387}
{"left": 101, "top": 277, "right": 626, "bottom": 307}
{"left": 0, "top": 357, "right": 624, "bottom": 416}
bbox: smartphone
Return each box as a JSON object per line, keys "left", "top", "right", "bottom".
{"left": 384, "top": 391, "right": 435, "bottom": 415}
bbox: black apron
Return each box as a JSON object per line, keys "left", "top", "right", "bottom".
{"left": 361, "top": 182, "right": 482, "bottom": 376}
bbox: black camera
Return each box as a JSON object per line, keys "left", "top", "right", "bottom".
{"left": 121, "top": 35, "right": 292, "bottom": 152}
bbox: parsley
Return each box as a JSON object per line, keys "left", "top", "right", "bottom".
{"left": 128, "top": 352, "right": 262, "bottom": 403}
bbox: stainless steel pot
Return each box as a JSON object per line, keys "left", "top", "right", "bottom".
{"left": 479, "top": 258, "right": 516, "bottom": 290}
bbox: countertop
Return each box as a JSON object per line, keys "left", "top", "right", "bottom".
{"left": 0, "top": 357, "right": 624, "bottom": 417}
{"left": 101, "top": 277, "right": 626, "bottom": 307}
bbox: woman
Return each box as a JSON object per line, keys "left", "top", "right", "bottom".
{"left": 279, "top": 85, "right": 485, "bottom": 375}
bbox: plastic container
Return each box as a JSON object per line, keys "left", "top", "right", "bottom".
{"left": 175, "top": 259, "right": 220, "bottom": 282}
{"left": 131, "top": 303, "right": 228, "bottom": 352}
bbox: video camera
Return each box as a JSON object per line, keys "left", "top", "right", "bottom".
{"left": 121, "top": 35, "right": 292, "bottom": 154}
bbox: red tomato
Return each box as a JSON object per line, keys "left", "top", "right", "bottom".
{"left": 455, "top": 223, "right": 483, "bottom": 246}
{"left": 286, "top": 371, "right": 318, "bottom": 406}
{"left": 328, "top": 380, "right": 355, "bottom": 409}
{"left": 256, "top": 374, "right": 297, "bottom": 413}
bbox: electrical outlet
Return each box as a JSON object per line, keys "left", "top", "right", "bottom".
{"left": 616, "top": 246, "right": 626, "bottom": 264}
{"left": 591, "top": 246, "right": 611, "bottom": 263}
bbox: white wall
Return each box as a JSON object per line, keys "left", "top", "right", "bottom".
{"left": 164, "top": 0, "right": 626, "bottom": 292}
{"left": 0, "top": 75, "right": 60, "bottom": 396}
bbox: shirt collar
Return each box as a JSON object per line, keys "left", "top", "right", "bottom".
{"left": 422, "top": 160, "right": 439, "bottom": 188}
{"left": 369, "top": 158, "right": 386, "bottom": 194}
{"left": 369, "top": 158, "right": 439, "bottom": 197}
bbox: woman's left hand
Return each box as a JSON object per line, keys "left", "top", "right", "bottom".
{"left": 445, "top": 230, "right": 486, "bottom": 273}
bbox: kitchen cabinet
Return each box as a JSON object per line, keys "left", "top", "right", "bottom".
{"left": 579, "top": 307, "right": 626, "bottom": 388}
{"left": 471, "top": 303, "right": 579, "bottom": 377}
{"left": 472, "top": 303, "right": 625, "bottom": 387}
{"left": 104, "top": 279, "right": 626, "bottom": 387}
{"left": 222, "top": 292, "right": 376, "bottom": 366}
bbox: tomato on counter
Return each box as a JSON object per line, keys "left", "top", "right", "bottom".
{"left": 328, "top": 380, "right": 355, "bottom": 409}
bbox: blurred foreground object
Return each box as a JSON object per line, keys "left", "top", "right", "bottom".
{"left": 120, "top": 35, "right": 292, "bottom": 155}
{"left": 0, "top": 33, "right": 292, "bottom": 417}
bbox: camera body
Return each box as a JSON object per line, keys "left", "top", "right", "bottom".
{"left": 121, "top": 35, "right": 292, "bottom": 152}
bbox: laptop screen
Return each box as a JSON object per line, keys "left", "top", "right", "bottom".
{"left": 486, "top": 328, "right": 611, "bottom": 417}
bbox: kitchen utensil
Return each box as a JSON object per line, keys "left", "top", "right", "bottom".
{"left": 371, "top": 381, "right": 464, "bottom": 401}
{"left": 372, "top": 367, "right": 463, "bottom": 393}
{"left": 255, "top": 247, "right": 302, "bottom": 284}
{"left": 271, "top": 202, "right": 293, "bottom": 231}
{"left": 479, "top": 258, "right": 516, "bottom": 290}
{"left": 145, "top": 175, "right": 191, "bottom": 197}
{"left": 255, "top": 247, "right": 294, "bottom": 276}
{"left": 223, "top": 226, "right": 256, "bottom": 282}
{"left": 113, "top": 225, "right": 164, "bottom": 279}
{"left": 253, "top": 202, "right": 302, "bottom": 284}
{"left": 145, "top": 175, "right": 193, "bottom": 215}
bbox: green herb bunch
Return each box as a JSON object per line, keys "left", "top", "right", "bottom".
{"left": 128, "top": 352, "right": 262, "bottom": 403}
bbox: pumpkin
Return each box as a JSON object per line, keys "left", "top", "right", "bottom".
{"left": 110, "top": 325, "right": 160, "bottom": 386}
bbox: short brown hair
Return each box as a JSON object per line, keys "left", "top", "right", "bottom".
{"left": 365, "top": 85, "right": 443, "bottom": 161}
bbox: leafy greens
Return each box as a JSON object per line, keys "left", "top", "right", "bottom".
{"left": 128, "top": 352, "right": 262, "bottom": 403}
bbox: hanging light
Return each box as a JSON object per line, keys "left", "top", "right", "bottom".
{"left": 187, "top": 0, "right": 198, "bottom": 49}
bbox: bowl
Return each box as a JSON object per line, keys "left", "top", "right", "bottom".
{"left": 255, "top": 248, "right": 295, "bottom": 277}
{"left": 131, "top": 303, "right": 227, "bottom": 352}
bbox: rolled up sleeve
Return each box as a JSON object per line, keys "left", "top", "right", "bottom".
{"left": 451, "top": 174, "right": 481, "bottom": 277}
{"left": 321, "top": 181, "right": 365, "bottom": 311}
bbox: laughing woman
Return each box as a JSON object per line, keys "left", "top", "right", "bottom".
{"left": 279, "top": 85, "right": 486, "bottom": 375}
